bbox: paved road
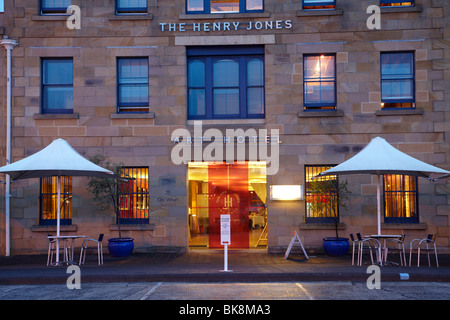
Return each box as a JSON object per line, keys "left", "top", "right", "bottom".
{"left": 1, "top": 281, "right": 449, "bottom": 301}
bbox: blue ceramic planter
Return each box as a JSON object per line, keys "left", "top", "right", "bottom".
{"left": 322, "top": 237, "right": 349, "bottom": 257}
{"left": 108, "top": 238, "right": 134, "bottom": 258}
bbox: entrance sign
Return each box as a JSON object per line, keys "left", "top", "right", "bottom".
{"left": 284, "top": 231, "right": 309, "bottom": 260}
{"left": 220, "top": 214, "right": 231, "bottom": 245}
{"left": 220, "top": 214, "right": 232, "bottom": 272}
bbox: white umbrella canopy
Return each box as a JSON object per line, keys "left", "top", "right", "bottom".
{"left": 317, "top": 137, "right": 450, "bottom": 234}
{"left": 0, "top": 138, "right": 121, "bottom": 263}
{"left": 0, "top": 138, "right": 117, "bottom": 181}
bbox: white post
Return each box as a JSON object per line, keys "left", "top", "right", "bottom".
{"left": 376, "top": 174, "right": 381, "bottom": 235}
{"left": 1, "top": 37, "right": 18, "bottom": 256}
{"left": 224, "top": 244, "right": 228, "bottom": 272}
{"left": 56, "top": 175, "right": 61, "bottom": 263}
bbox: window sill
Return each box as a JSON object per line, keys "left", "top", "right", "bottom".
{"left": 110, "top": 224, "right": 155, "bottom": 231}
{"left": 33, "top": 113, "right": 79, "bottom": 120}
{"left": 380, "top": 5, "right": 422, "bottom": 14}
{"left": 296, "top": 9, "right": 343, "bottom": 17}
{"left": 375, "top": 108, "right": 423, "bottom": 116}
{"left": 32, "top": 15, "right": 70, "bottom": 21}
{"left": 32, "top": 225, "right": 78, "bottom": 232}
{"left": 298, "top": 109, "right": 344, "bottom": 118}
{"left": 110, "top": 112, "right": 155, "bottom": 119}
{"left": 187, "top": 119, "right": 265, "bottom": 126}
{"left": 179, "top": 12, "right": 271, "bottom": 20}
{"left": 108, "top": 14, "right": 153, "bottom": 21}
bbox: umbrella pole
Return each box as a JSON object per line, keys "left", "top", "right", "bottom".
{"left": 56, "top": 175, "right": 61, "bottom": 264}
{"left": 376, "top": 174, "right": 381, "bottom": 235}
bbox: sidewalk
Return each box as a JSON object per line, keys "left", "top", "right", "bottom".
{"left": 1, "top": 250, "right": 449, "bottom": 285}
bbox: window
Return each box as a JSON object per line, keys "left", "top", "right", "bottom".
{"left": 116, "top": 0, "right": 147, "bottom": 14}
{"left": 40, "top": 176, "right": 72, "bottom": 225}
{"left": 186, "top": 0, "right": 263, "bottom": 14}
{"left": 42, "top": 58, "right": 73, "bottom": 114}
{"left": 384, "top": 175, "right": 419, "bottom": 223}
{"left": 305, "top": 165, "right": 339, "bottom": 223}
{"left": 118, "top": 167, "right": 149, "bottom": 224}
{"left": 381, "top": 52, "right": 415, "bottom": 109}
{"left": 187, "top": 46, "right": 265, "bottom": 119}
{"left": 117, "top": 58, "right": 149, "bottom": 113}
{"left": 380, "top": 0, "right": 414, "bottom": 7}
{"left": 303, "top": 0, "right": 336, "bottom": 10}
{"left": 40, "top": 0, "right": 71, "bottom": 14}
{"left": 303, "top": 54, "right": 336, "bottom": 110}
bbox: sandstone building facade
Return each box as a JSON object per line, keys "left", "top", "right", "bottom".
{"left": 0, "top": 0, "right": 449, "bottom": 255}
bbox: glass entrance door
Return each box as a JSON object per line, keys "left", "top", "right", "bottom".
{"left": 188, "top": 161, "right": 267, "bottom": 249}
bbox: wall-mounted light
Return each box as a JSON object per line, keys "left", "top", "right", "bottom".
{"left": 270, "top": 185, "right": 303, "bottom": 201}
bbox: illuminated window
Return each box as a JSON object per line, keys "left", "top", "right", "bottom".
{"left": 381, "top": 52, "right": 415, "bottom": 109}
{"left": 186, "top": 0, "right": 263, "bottom": 14}
{"left": 305, "top": 165, "right": 339, "bottom": 223}
{"left": 303, "top": 54, "right": 336, "bottom": 110}
{"left": 116, "top": 0, "right": 148, "bottom": 14}
{"left": 384, "top": 175, "right": 419, "bottom": 223}
{"left": 118, "top": 167, "right": 149, "bottom": 224}
{"left": 40, "top": 0, "right": 71, "bottom": 14}
{"left": 40, "top": 176, "right": 72, "bottom": 225}
{"left": 380, "top": 0, "right": 414, "bottom": 7}
{"left": 303, "top": 0, "right": 336, "bottom": 10}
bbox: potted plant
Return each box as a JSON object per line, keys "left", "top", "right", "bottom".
{"left": 308, "top": 178, "right": 351, "bottom": 257}
{"left": 88, "top": 155, "right": 134, "bottom": 258}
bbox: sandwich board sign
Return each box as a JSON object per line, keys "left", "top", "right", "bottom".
{"left": 284, "top": 231, "right": 309, "bottom": 260}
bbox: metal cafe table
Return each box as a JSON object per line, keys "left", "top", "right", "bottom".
{"left": 47, "top": 235, "right": 89, "bottom": 266}
{"left": 367, "top": 234, "right": 403, "bottom": 266}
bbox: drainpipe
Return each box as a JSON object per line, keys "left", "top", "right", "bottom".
{"left": 1, "top": 36, "right": 18, "bottom": 256}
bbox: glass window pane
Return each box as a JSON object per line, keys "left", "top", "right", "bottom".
{"left": 189, "top": 89, "right": 206, "bottom": 116}
{"left": 187, "top": 0, "right": 204, "bottom": 11}
{"left": 118, "top": 58, "right": 148, "bottom": 84}
{"left": 119, "top": 85, "right": 149, "bottom": 105}
{"left": 381, "top": 52, "right": 413, "bottom": 77}
{"left": 213, "top": 88, "right": 239, "bottom": 115}
{"left": 211, "top": 0, "right": 239, "bottom": 13}
{"left": 44, "top": 87, "right": 73, "bottom": 110}
{"left": 382, "top": 80, "right": 413, "bottom": 100}
{"left": 188, "top": 60, "right": 205, "bottom": 87}
{"left": 320, "top": 56, "right": 335, "bottom": 79}
{"left": 247, "top": 88, "right": 264, "bottom": 115}
{"left": 247, "top": 58, "right": 264, "bottom": 86}
{"left": 117, "top": 0, "right": 147, "bottom": 9}
{"left": 246, "top": 0, "right": 263, "bottom": 10}
{"left": 41, "top": 0, "right": 71, "bottom": 10}
{"left": 43, "top": 60, "right": 73, "bottom": 85}
{"left": 213, "top": 59, "right": 239, "bottom": 87}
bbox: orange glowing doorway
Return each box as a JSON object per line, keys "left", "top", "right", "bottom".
{"left": 188, "top": 162, "right": 267, "bottom": 249}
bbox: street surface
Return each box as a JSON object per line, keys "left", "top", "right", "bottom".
{"left": 1, "top": 281, "right": 449, "bottom": 300}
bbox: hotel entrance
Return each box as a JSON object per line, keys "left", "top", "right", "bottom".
{"left": 188, "top": 162, "right": 267, "bottom": 249}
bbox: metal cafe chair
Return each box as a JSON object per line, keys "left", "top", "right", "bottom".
{"left": 47, "top": 234, "right": 71, "bottom": 266}
{"left": 386, "top": 234, "right": 407, "bottom": 266}
{"left": 356, "top": 233, "right": 380, "bottom": 266}
{"left": 409, "top": 234, "right": 439, "bottom": 267}
{"left": 79, "top": 234, "right": 104, "bottom": 265}
{"left": 349, "top": 233, "right": 362, "bottom": 266}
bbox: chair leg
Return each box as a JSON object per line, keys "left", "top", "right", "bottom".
{"left": 434, "top": 244, "right": 439, "bottom": 268}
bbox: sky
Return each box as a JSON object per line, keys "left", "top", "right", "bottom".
{"left": 0, "top": 0, "right": 4, "bottom": 12}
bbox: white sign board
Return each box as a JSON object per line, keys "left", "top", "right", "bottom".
{"left": 220, "top": 214, "right": 231, "bottom": 245}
